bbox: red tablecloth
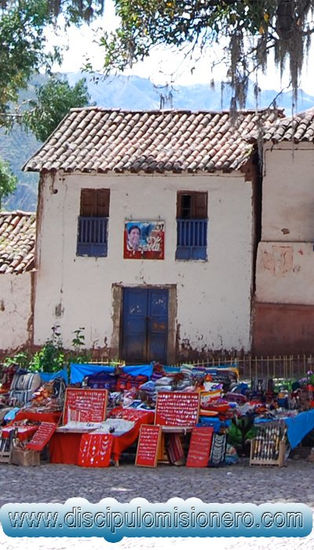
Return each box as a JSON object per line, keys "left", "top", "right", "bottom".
{"left": 2, "top": 412, "right": 61, "bottom": 440}
{"left": 110, "top": 409, "right": 154, "bottom": 462}
{"left": 49, "top": 432, "right": 82, "bottom": 464}
{"left": 14, "top": 410, "right": 62, "bottom": 424}
{"left": 49, "top": 409, "right": 154, "bottom": 465}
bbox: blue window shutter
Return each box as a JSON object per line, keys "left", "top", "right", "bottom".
{"left": 77, "top": 217, "right": 108, "bottom": 257}
{"left": 176, "top": 219, "right": 207, "bottom": 260}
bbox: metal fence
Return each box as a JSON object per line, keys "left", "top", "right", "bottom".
{"left": 85, "top": 354, "right": 313, "bottom": 381}
{"left": 178, "top": 354, "right": 314, "bottom": 380}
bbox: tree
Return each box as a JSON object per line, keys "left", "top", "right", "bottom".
{"left": 0, "top": 0, "right": 104, "bottom": 123}
{"left": 0, "top": 157, "right": 17, "bottom": 209}
{"left": 101, "top": 1, "right": 314, "bottom": 108}
{"left": 23, "top": 77, "right": 91, "bottom": 141}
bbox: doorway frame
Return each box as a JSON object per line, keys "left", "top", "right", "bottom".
{"left": 111, "top": 283, "right": 177, "bottom": 364}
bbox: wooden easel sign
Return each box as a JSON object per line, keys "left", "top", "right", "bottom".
{"left": 186, "top": 426, "right": 214, "bottom": 468}
{"left": 26, "top": 422, "right": 57, "bottom": 452}
{"left": 135, "top": 424, "right": 161, "bottom": 467}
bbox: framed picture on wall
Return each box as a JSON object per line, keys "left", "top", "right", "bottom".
{"left": 124, "top": 221, "right": 165, "bottom": 259}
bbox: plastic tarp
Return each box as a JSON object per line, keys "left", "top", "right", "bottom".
{"left": 70, "top": 363, "right": 154, "bottom": 384}
{"left": 70, "top": 364, "right": 115, "bottom": 384}
{"left": 284, "top": 409, "right": 314, "bottom": 449}
{"left": 3, "top": 407, "right": 20, "bottom": 423}
{"left": 40, "top": 369, "right": 68, "bottom": 384}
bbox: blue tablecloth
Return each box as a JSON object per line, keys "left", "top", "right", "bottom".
{"left": 284, "top": 410, "right": 314, "bottom": 449}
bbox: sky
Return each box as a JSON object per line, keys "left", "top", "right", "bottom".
{"left": 50, "top": 0, "right": 314, "bottom": 96}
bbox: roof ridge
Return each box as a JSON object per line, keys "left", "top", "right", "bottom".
{"left": 0, "top": 210, "right": 36, "bottom": 216}
{"left": 69, "top": 106, "right": 285, "bottom": 115}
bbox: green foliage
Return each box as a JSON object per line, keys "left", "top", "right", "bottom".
{"left": 0, "top": 1, "right": 104, "bottom": 122}
{"left": 23, "top": 77, "right": 91, "bottom": 141}
{"left": 0, "top": 0, "right": 52, "bottom": 122}
{"left": 70, "top": 327, "right": 91, "bottom": 365}
{"left": 29, "top": 325, "right": 65, "bottom": 373}
{"left": 102, "top": 0, "right": 314, "bottom": 107}
{"left": 0, "top": 157, "right": 17, "bottom": 209}
{"left": 3, "top": 351, "right": 30, "bottom": 369}
{"left": 2, "top": 326, "right": 92, "bottom": 374}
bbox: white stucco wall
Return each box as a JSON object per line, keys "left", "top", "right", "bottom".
{"left": 262, "top": 143, "right": 314, "bottom": 241}
{"left": 33, "top": 171, "right": 254, "bottom": 355}
{"left": 0, "top": 273, "right": 32, "bottom": 351}
{"left": 255, "top": 241, "right": 314, "bottom": 304}
{"left": 255, "top": 143, "right": 314, "bottom": 307}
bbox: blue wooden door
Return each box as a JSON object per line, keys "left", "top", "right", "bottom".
{"left": 122, "top": 288, "right": 168, "bottom": 363}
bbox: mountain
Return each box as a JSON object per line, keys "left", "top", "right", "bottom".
{"left": 1, "top": 73, "right": 314, "bottom": 212}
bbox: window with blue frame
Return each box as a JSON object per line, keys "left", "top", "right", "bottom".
{"left": 176, "top": 191, "right": 208, "bottom": 260}
{"left": 77, "top": 189, "right": 109, "bottom": 257}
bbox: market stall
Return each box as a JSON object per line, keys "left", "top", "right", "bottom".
{"left": 0, "top": 360, "right": 313, "bottom": 468}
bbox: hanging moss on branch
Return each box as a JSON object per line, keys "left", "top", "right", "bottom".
{"left": 101, "top": 0, "right": 314, "bottom": 108}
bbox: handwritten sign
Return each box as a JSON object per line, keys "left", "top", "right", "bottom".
{"left": 186, "top": 427, "right": 214, "bottom": 468}
{"left": 26, "top": 422, "right": 57, "bottom": 451}
{"left": 155, "top": 392, "right": 200, "bottom": 427}
{"left": 136, "top": 424, "right": 161, "bottom": 467}
{"left": 62, "top": 388, "right": 108, "bottom": 424}
{"left": 78, "top": 433, "right": 113, "bottom": 467}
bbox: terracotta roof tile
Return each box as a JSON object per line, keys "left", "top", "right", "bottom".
{"left": 23, "top": 108, "right": 284, "bottom": 175}
{"left": 263, "top": 108, "right": 314, "bottom": 143}
{"left": 0, "top": 212, "right": 36, "bottom": 274}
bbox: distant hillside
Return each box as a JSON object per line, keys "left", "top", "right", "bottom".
{"left": 1, "top": 73, "right": 314, "bottom": 212}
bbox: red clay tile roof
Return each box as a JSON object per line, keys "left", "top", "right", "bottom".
{"left": 0, "top": 211, "right": 36, "bottom": 274}
{"left": 23, "top": 108, "right": 282, "bottom": 174}
{"left": 263, "top": 108, "right": 314, "bottom": 143}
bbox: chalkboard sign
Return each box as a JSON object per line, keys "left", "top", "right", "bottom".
{"left": 78, "top": 433, "right": 114, "bottom": 467}
{"left": 155, "top": 392, "right": 200, "bottom": 427}
{"left": 135, "top": 424, "right": 161, "bottom": 467}
{"left": 63, "top": 388, "right": 108, "bottom": 424}
{"left": 26, "top": 422, "right": 57, "bottom": 451}
{"left": 186, "top": 426, "right": 214, "bottom": 468}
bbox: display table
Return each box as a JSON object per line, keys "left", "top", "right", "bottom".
{"left": 1, "top": 410, "right": 62, "bottom": 442}
{"left": 49, "top": 409, "right": 154, "bottom": 466}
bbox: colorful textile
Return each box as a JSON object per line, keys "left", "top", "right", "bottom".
{"left": 208, "top": 433, "right": 227, "bottom": 466}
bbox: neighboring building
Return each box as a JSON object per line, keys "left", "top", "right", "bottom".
{"left": 0, "top": 211, "right": 36, "bottom": 353}
{"left": 23, "top": 108, "right": 281, "bottom": 363}
{"left": 253, "top": 109, "right": 314, "bottom": 354}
